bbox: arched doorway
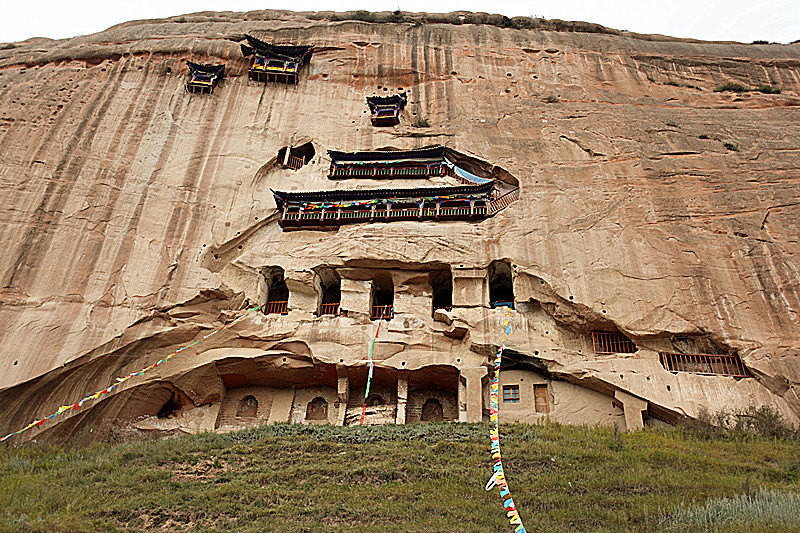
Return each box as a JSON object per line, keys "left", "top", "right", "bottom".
{"left": 236, "top": 395, "right": 258, "bottom": 418}
{"left": 421, "top": 399, "right": 444, "bottom": 422}
{"left": 366, "top": 394, "right": 385, "bottom": 407}
{"left": 306, "top": 397, "right": 329, "bottom": 421}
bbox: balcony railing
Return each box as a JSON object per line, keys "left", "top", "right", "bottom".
{"left": 280, "top": 202, "right": 489, "bottom": 229}
{"left": 264, "top": 300, "right": 288, "bottom": 315}
{"left": 592, "top": 331, "right": 636, "bottom": 354}
{"left": 489, "top": 187, "right": 520, "bottom": 214}
{"left": 319, "top": 302, "right": 340, "bottom": 316}
{"left": 371, "top": 305, "right": 394, "bottom": 320}
{"left": 660, "top": 352, "right": 750, "bottom": 378}
{"left": 286, "top": 155, "right": 305, "bottom": 170}
{"left": 329, "top": 163, "right": 444, "bottom": 178}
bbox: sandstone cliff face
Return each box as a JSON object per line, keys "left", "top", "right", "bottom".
{"left": 1, "top": 11, "right": 799, "bottom": 444}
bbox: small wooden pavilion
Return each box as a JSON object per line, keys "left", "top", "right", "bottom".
{"left": 366, "top": 93, "right": 407, "bottom": 126}
{"left": 241, "top": 34, "right": 313, "bottom": 84}
{"left": 185, "top": 61, "right": 225, "bottom": 94}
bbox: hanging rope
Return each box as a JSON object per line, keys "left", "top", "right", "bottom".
{"left": 0, "top": 304, "right": 264, "bottom": 443}
{"left": 359, "top": 320, "right": 382, "bottom": 425}
{"left": 486, "top": 308, "right": 527, "bottom": 532}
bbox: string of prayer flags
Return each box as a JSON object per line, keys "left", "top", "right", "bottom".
{"left": 0, "top": 304, "right": 263, "bottom": 443}
{"left": 485, "top": 308, "right": 528, "bottom": 533}
{"left": 359, "top": 321, "right": 382, "bottom": 425}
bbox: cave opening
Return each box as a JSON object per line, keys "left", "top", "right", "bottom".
{"left": 262, "top": 267, "right": 289, "bottom": 315}
{"left": 278, "top": 141, "right": 315, "bottom": 170}
{"left": 370, "top": 275, "right": 394, "bottom": 320}
{"left": 316, "top": 267, "right": 341, "bottom": 316}
{"left": 430, "top": 268, "right": 453, "bottom": 314}
{"left": 489, "top": 261, "right": 514, "bottom": 308}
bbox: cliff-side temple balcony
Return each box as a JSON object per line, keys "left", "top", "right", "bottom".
{"left": 273, "top": 183, "right": 493, "bottom": 230}
{"left": 328, "top": 146, "right": 452, "bottom": 179}
{"left": 241, "top": 35, "right": 313, "bottom": 84}
{"left": 660, "top": 352, "right": 750, "bottom": 378}
{"left": 367, "top": 93, "right": 407, "bottom": 127}
{"left": 186, "top": 61, "right": 225, "bottom": 94}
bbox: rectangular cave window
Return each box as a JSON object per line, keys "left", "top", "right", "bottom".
{"left": 263, "top": 267, "right": 289, "bottom": 315}
{"left": 370, "top": 276, "right": 394, "bottom": 321}
{"left": 430, "top": 268, "right": 453, "bottom": 315}
{"left": 316, "top": 267, "right": 341, "bottom": 316}
{"left": 534, "top": 384, "right": 549, "bottom": 413}
{"left": 502, "top": 385, "right": 520, "bottom": 403}
{"left": 659, "top": 352, "right": 750, "bottom": 378}
{"left": 592, "top": 331, "right": 636, "bottom": 354}
{"left": 489, "top": 261, "right": 514, "bottom": 309}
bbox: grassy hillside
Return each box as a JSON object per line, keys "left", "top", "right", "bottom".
{"left": 1, "top": 423, "right": 799, "bottom": 532}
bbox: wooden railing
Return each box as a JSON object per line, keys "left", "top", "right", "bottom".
{"left": 592, "top": 331, "right": 636, "bottom": 354}
{"left": 371, "top": 305, "right": 394, "bottom": 320}
{"left": 329, "top": 163, "right": 444, "bottom": 178}
{"left": 280, "top": 203, "right": 489, "bottom": 228}
{"left": 264, "top": 301, "right": 288, "bottom": 315}
{"left": 319, "top": 302, "right": 340, "bottom": 316}
{"left": 489, "top": 187, "right": 520, "bottom": 214}
{"left": 286, "top": 155, "right": 305, "bottom": 170}
{"left": 660, "top": 352, "right": 750, "bottom": 378}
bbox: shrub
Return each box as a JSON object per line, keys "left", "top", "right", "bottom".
{"left": 714, "top": 81, "right": 750, "bottom": 93}
{"left": 756, "top": 83, "right": 781, "bottom": 94}
{"left": 0, "top": 43, "right": 16, "bottom": 50}
{"left": 699, "top": 134, "right": 709, "bottom": 139}
{"left": 665, "top": 80, "right": 680, "bottom": 86}
{"left": 544, "top": 95, "right": 559, "bottom": 103}
{"left": 411, "top": 118, "right": 430, "bottom": 128}
{"left": 350, "top": 11, "right": 377, "bottom": 23}
{"left": 659, "top": 488, "right": 800, "bottom": 531}
{"left": 751, "top": 40, "right": 770, "bottom": 44}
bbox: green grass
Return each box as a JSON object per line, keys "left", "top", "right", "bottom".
{"left": 714, "top": 82, "right": 751, "bottom": 93}
{"left": 1, "top": 423, "right": 799, "bottom": 532}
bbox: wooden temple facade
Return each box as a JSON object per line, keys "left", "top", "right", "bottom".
{"left": 185, "top": 61, "right": 225, "bottom": 94}
{"left": 366, "top": 93, "right": 407, "bottom": 126}
{"left": 274, "top": 183, "right": 494, "bottom": 230}
{"left": 328, "top": 146, "right": 454, "bottom": 179}
{"left": 241, "top": 35, "right": 313, "bottom": 84}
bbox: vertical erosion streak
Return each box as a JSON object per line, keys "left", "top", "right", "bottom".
{"left": 2, "top": 62, "right": 127, "bottom": 291}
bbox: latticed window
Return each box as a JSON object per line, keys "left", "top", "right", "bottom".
{"left": 592, "top": 331, "right": 636, "bottom": 354}
{"left": 502, "top": 385, "right": 520, "bottom": 403}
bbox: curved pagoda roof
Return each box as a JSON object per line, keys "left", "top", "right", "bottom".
{"left": 272, "top": 181, "right": 493, "bottom": 208}
{"left": 186, "top": 61, "right": 225, "bottom": 75}
{"left": 241, "top": 34, "right": 313, "bottom": 64}
{"left": 366, "top": 93, "right": 407, "bottom": 112}
{"left": 328, "top": 145, "right": 444, "bottom": 164}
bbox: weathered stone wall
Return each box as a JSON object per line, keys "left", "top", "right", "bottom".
{"left": 1, "top": 10, "right": 799, "bottom": 443}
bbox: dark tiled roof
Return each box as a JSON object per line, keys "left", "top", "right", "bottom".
{"left": 366, "top": 93, "right": 407, "bottom": 112}
{"left": 272, "top": 182, "right": 493, "bottom": 206}
{"left": 328, "top": 145, "right": 444, "bottom": 163}
{"left": 241, "top": 35, "right": 313, "bottom": 63}
{"left": 186, "top": 61, "right": 225, "bottom": 75}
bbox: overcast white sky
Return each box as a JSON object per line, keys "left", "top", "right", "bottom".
{"left": 1, "top": 0, "right": 798, "bottom": 44}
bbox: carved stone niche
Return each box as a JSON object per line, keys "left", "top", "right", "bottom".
{"left": 452, "top": 267, "right": 486, "bottom": 308}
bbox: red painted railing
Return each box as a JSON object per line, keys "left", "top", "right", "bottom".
{"left": 371, "top": 305, "right": 394, "bottom": 320}
{"left": 264, "top": 301, "right": 288, "bottom": 315}
{"left": 489, "top": 187, "right": 520, "bottom": 214}
{"left": 660, "top": 352, "right": 750, "bottom": 378}
{"left": 319, "top": 302, "right": 340, "bottom": 316}
{"left": 592, "top": 331, "right": 636, "bottom": 354}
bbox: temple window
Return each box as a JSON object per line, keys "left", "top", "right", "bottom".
{"left": 592, "top": 331, "right": 636, "bottom": 354}
{"left": 489, "top": 261, "right": 514, "bottom": 308}
{"left": 371, "top": 277, "right": 394, "bottom": 321}
{"left": 263, "top": 268, "right": 289, "bottom": 315}
{"left": 502, "top": 385, "right": 520, "bottom": 403}
{"left": 316, "top": 267, "right": 341, "bottom": 316}
{"left": 236, "top": 395, "right": 258, "bottom": 418}
{"left": 534, "top": 384, "right": 549, "bottom": 413}
{"left": 421, "top": 399, "right": 444, "bottom": 421}
{"left": 430, "top": 269, "right": 453, "bottom": 314}
{"left": 306, "top": 397, "right": 328, "bottom": 420}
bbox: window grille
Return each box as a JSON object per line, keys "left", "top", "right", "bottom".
{"left": 264, "top": 300, "right": 288, "bottom": 315}
{"left": 371, "top": 305, "right": 394, "bottom": 320}
{"left": 319, "top": 302, "right": 340, "bottom": 316}
{"left": 592, "top": 331, "right": 636, "bottom": 354}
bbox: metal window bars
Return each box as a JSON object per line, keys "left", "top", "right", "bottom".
{"left": 264, "top": 300, "right": 289, "bottom": 315}
{"left": 592, "top": 331, "right": 637, "bottom": 354}
{"left": 659, "top": 352, "right": 750, "bottom": 378}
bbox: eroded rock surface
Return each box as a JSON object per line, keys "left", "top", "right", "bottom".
{"left": 1, "top": 11, "right": 799, "bottom": 445}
